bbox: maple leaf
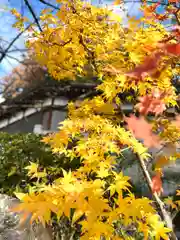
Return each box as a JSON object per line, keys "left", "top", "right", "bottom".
{"left": 168, "top": 0, "right": 178, "bottom": 3}
{"left": 164, "top": 197, "right": 177, "bottom": 210}
{"left": 157, "top": 43, "right": 180, "bottom": 56}
{"left": 108, "top": 172, "right": 131, "bottom": 196}
{"left": 142, "top": 2, "right": 160, "bottom": 17}
{"left": 125, "top": 115, "right": 161, "bottom": 148}
{"left": 151, "top": 171, "right": 163, "bottom": 195}
{"left": 155, "top": 155, "right": 169, "bottom": 169}
{"left": 24, "top": 162, "right": 47, "bottom": 179}
{"left": 96, "top": 165, "right": 109, "bottom": 178}
{"left": 154, "top": 224, "right": 171, "bottom": 240}
{"left": 155, "top": 14, "right": 168, "bottom": 21}
{"left": 125, "top": 52, "right": 164, "bottom": 79}
{"left": 135, "top": 89, "right": 167, "bottom": 116}
{"left": 163, "top": 43, "right": 180, "bottom": 56}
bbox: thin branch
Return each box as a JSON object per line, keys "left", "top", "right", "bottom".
{"left": 24, "top": 0, "right": 42, "bottom": 32}
{"left": 137, "top": 153, "right": 178, "bottom": 240}
{"left": 0, "top": 2, "right": 59, "bottom": 65}
{"left": 117, "top": 97, "right": 178, "bottom": 239}
{"left": 0, "top": 24, "right": 32, "bottom": 63}
{"left": 0, "top": 52, "right": 27, "bottom": 65}
{"left": 172, "top": 209, "right": 180, "bottom": 221}
{"left": 38, "top": 0, "right": 60, "bottom": 10}
{"left": 124, "top": 0, "right": 168, "bottom": 6}
{"left": 79, "top": 34, "right": 98, "bottom": 74}
{"left": 174, "top": 9, "right": 180, "bottom": 26}
{"left": 0, "top": 38, "right": 26, "bottom": 52}
{"left": 8, "top": 48, "right": 28, "bottom": 53}
{"left": 124, "top": 0, "right": 179, "bottom": 7}
{"left": 47, "top": 38, "right": 72, "bottom": 48}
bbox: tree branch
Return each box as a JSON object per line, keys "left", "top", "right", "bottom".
{"left": 38, "top": 0, "right": 60, "bottom": 10}
{"left": 137, "top": 153, "right": 178, "bottom": 240}
{"left": 124, "top": 0, "right": 179, "bottom": 7}
{"left": 24, "top": 0, "right": 42, "bottom": 32}
{"left": 0, "top": 24, "right": 32, "bottom": 64}
{"left": 118, "top": 99, "right": 178, "bottom": 239}
{"left": 174, "top": 9, "right": 180, "bottom": 26}
{"left": 79, "top": 34, "right": 98, "bottom": 74}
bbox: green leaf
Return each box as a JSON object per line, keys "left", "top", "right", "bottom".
{"left": 8, "top": 167, "right": 17, "bottom": 177}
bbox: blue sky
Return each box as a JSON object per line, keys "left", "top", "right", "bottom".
{"left": 0, "top": 0, "right": 166, "bottom": 80}
{"left": 0, "top": 0, "right": 59, "bottom": 78}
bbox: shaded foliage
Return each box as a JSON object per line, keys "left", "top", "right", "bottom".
{"left": 0, "top": 132, "right": 80, "bottom": 195}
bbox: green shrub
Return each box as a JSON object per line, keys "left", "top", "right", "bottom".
{"left": 0, "top": 132, "right": 80, "bottom": 196}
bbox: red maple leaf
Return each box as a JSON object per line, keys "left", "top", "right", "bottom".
{"left": 155, "top": 13, "right": 168, "bottom": 21}
{"left": 151, "top": 172, "right": 163, "bottom": 195}
{"left": 125, "top": 52, "right": 164, "bottom": 79}
{"left": 168, "top": 0, "right": 178, "bottom": 3}
{"left": 125, "top": 115, "right": 161, "bottom": 148}
{"left": 125, "top": 43, "right": 179, "bottom": 82}
{"left": 143, "top": 2, "right": 160, "bottom": 15}
{"left": 157, "top": 43, "right": 180, "bottom": 56}
{"left": 135, "top": 89, "right": 166, "bottom": 116}
{"left": 164, "top": 43, "right": 180, "bottom": 56}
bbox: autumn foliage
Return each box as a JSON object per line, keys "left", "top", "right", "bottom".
{"left": 10, "top": 0, "right": 180, "bottom": 239}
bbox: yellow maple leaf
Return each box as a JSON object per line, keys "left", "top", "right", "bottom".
{"left": 25, "top": 162, "right": 47, "bottom": 179}
{"left": 155, "top": 155, "right": 169, "bottom": 169}
{"left": 14, "top": 192, "right": 26, "bottom": 201}
{"left": 25, "top": 162, "right": 38, "bottom": 176}
{"left": 148, "top": 214, "right": 171, "bottom": 240}
{"left": 96, "top": 165, "right": 109, "bottom": 178}
{"left": 138, "top": 221, "right": 149, "bottom": 240}
{"left": 164, "top": 197, "right": 177, "bottom": 209}
{"left": 154, "top": 224, "right": 171, "bottom": 240}
{"left": 108, "top": 172, "right": 131, "bottom": 196}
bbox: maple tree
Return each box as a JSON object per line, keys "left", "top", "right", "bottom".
{"left": 10, "top": 0, "right": 180, "bottom": 239}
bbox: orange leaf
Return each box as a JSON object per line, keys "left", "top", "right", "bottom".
{"left": 164, "top": 43, "right": 180, "bottom": 56}
{"left": 125, "top": 115, "right": 161, "bottom": 148}
{"left": 151, "top": 172, "right": 163, "bottom": 195}
{"left": 158, "top": 43, "right": 180, "bottom": 56}
{"left": 135, "top": 89, "right": 166, "bottom": 116}
{"left": 125, "top": 52, "right": 164, "bottom": 79}
{"left": 168, "top": 0, "right": 178, "bottom": 3}
{"left": 155, "top": 155, "right": 169, "bottom": 169}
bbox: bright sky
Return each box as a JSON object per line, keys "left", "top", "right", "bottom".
{"left": 0, "top": 0, "right": 58, "bottom": 78}
{"left": 0, "top": 0, "right": 171, "bottom": 79}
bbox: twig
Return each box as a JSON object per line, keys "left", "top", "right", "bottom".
{"left": 24, "top": 0, "right": 42, "bottom": 32}
{"left": 8, "top": 48, "right": 28, "bottom": 53}
{"left": 79, "top": 34, "right": 98, "bottom": 74}
{"left": 125, "top": 0, "right": 178, "bottom": 7}
{"left": 0, "top": 52, "right": 26, "bottom": 64}
{"left": 172, "top": 209, "right": 180, "bottom": 221}
{"left": 0, "top": 24, "right": 32, "bottom": 63}
{"left": 174, "top": 9, "right": 180, "bottom": 26}
{"left": 38, "top": 0, "right": 60, "bottom": 10}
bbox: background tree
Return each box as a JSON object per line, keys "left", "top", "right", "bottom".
{"left": 2, "top": 54, "right": 47, "bottom": 98}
